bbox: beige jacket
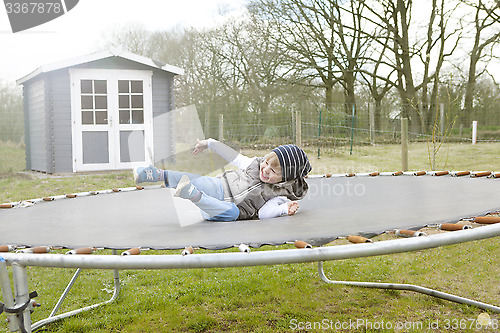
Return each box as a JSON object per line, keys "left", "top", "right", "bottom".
{"left": 218, "top": 157, "right": 309, "bottom": 220}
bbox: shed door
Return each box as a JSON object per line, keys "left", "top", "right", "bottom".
{"left": 71, "top": 69, "right": 153, "bottom": 172}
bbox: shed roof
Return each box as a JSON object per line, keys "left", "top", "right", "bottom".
{"left": 16, "top": 48, "right": 184, "bottom": 85}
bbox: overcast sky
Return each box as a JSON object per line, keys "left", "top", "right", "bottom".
{"left": 0, "top": 0, "right": 246, "bottom": 84}
{"left": 1, "top": 1, "right": 498, "bottom": 86}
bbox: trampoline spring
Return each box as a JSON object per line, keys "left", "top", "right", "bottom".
{"left": 0, "top": 245, "right": 16, "bottom": 252}
{"left": 439, "top": 223, "right": 472, "bottom": 231}
{"left": 291, "top": 240, "right": 312, "bottom": 249}
{"left": 42, "top": 197, "right": 54, "bottom": 202}
{"left": 432, "top": 171, "right": 450, "bottom": 176}
{"left": 18, "top": 246, "right": 51, "bottom": 254}
{"left": 236, "top": 244, "right": 251, "bottom": 253}
{"left": 341, "top": 235, "right": 373, "bottom": 244}
{"left": 112, "top": 188, "right": 121, "bottom": 192}
{"left": 392, "top": 171, "right": 404, "bottom": 176}
{"left": 121, "top": 248, "right": 141, "bottom": 256}
{"left": 65, "top": 247, "right": 95, "bottom": 255}
{"left": 472, "top": 171, "right": 492, "bottom": 178}
{"left": 395, "top": 229, "right": 427, "bottom": 237}
{"left": 413, "top": 171, "right": 427, "bottom": 176}
{"left": 181, "top": 246, "right": 194, "bottom": 256}
{"left": 473, "top": 216, "right": 500, "bottom": 224}
{"left": 65, "top": 194, "right": 77, "bottom": 198}
{"left": 0, "top": 203, "right": 16, "bottom": 209}
{"left": 369, "top": 171, "right": 380, "bottom": 177}
{"left": 452, "top": 171, "right": 471, "bottom": 177}
{"left": 490, "top": 173, "right": 500, "bottom": 178}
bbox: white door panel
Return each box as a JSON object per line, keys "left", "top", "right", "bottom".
{"left": 70, "top": 69, "right": 153, "bottom": 172}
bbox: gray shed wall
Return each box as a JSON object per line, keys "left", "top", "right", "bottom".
{"left": 47, "top": 70, "right": 72, "bottom": 173}
{"left": 152, "top": 71, "right": 175, "bottom": 164}
{"left": 24, "top": 77, "right": 48, "bottom": 172}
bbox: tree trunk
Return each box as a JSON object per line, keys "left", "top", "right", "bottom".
{"left": 344, "top": 70, "right": 357, "bottom": 116}
{"left": 325, "top": 85, "right": 333, "bottom": 113}
{"left": 464, "top": 60, "right": 477, "bottom": 126}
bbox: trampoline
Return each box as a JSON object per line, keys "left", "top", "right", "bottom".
{"left": 1, "top": 171, "right": 500, "bottom": 332}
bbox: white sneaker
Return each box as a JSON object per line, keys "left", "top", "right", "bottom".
{"left": 174, "top": 175, "right": 200, "bottom": 200}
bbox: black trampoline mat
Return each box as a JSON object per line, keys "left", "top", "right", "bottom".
{"left": 1, "top": 176, "right": 499, "bottom": 249}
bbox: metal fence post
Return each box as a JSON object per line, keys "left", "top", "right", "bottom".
{"left": 349, "top": 105, "right": 355, "bottom": 155}
{"left": 440, "top": 103, "right": 445, "bottom": 137}
{"left": 317, "top": 109, "right": 322, "bottom": 159}
{"left": 472, "top": 121, "right": 477, "bottom": 145}
{"left": 369, "top": 103, "right": 375, "bottom": 145}
{"left": 295, "top": 110, "right": 302, "bottom": 147}
{"left": 401, "top": 118, "right": 408, "bottom": 171}
{"left": 218, "top": 114, "right": 224, "bottom": 141}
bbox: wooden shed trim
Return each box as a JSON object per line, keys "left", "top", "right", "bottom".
{"left": 16, "top": 48, "right": 184, "bottom": 85}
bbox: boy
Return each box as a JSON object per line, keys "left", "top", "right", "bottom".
{"left": 134, "top": 139, "right": 311, "bottom": 221}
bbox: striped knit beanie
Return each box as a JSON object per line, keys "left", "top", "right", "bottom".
{"left": 271, "top": 144, "right": 312, "bottom": 182}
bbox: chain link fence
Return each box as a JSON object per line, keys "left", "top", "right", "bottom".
{"left": 1, "top": 94, "right": 499, "bottom": 172}
{"left": 197, "top": 101, "right": 500, "bottom": 152}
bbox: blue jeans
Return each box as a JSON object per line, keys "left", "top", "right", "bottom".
{"left": 165, "top": 170, "right": 239, "bottom": 222}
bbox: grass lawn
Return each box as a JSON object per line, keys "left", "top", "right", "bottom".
{"left": 0, "top": 141, "right": 499, "bottom": 332}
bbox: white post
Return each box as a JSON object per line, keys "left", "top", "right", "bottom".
{"left": 472, "top": 121, "right": 477, "bottom": 145}
{"left": 440, "top": 103, "right": 445, "bottom": 136}
{"left": 295, "top": 110, "right": 302, "bottom": 147}
{"left": 218, "top": 114, "right": 224, "bottom": 141}
{"left": 401, "top": 118, "right": 408, "bottom": 172}
{"left": 369, "top": 103, "right": 375, "bottom": 144}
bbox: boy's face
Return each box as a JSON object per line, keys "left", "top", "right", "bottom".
{"left": 259, "top": 159, "right": 282, "bottom": 184}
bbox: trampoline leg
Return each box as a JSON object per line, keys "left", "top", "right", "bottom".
{"left": 317, "top": 261, "right": 500, "bottom": 313}
{"left": 12, "top": 263, "right": 33, "bottom": 333}
{"left": 30, "top": 252, "right": 121, "bottom": 331}
{"left": 0, "top": 259, "right": 19, "bottom": 332}
{"left": 49, "top": 268, "right": 83, "bottom": 317}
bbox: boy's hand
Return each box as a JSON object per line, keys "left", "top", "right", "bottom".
{"left": 193, "top": 139, "right": 209, "bottom": 155}
{"left": 288, "top": 201, "right": 299, "bottom": 215}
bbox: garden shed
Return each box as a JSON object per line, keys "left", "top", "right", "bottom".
{"left": 17, "top": 48, "right": 183, "bottom": 173}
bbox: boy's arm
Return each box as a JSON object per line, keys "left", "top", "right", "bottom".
{"left": 194, "top": 138, "right": 253, "bottom": 170}
{"left": 258, "top": 196, "right": 296, "bottom": 219}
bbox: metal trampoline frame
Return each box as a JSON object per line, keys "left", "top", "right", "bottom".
{"left": 1, "top": 222, "right": 500, "bottom": 332}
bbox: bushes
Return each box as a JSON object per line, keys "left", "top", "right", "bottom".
{"left": 0, "top": 81, "right": 23, "bottom": 143}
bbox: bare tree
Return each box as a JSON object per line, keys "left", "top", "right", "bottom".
{"left": 359, "top": 0, "right": 421, "bottom": 130}
{"left": 0, "top": 81, "right": 23, "bottom": 143}
{"left": 208, "top": 18, "right": 290, "bottom": 116}
{"left": 102, "top": 23, "right": 154, "bottom": 56}
{"left": 461, "top": 0, "right": 500, "bottom": 125}
{"left": 358, "top": 25, "right": 395, "bottom": 132}
{"left": 249, "top": 0, "right": 370, "bottom": 117}
{"left": 175, "top": 28, "right": 238, "bottom": 136}
{"left": 418, "top": 0, "right": 462, "bottom": 132}
{"left": 361, "top": 0, "right": 463, "bottom": 132}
